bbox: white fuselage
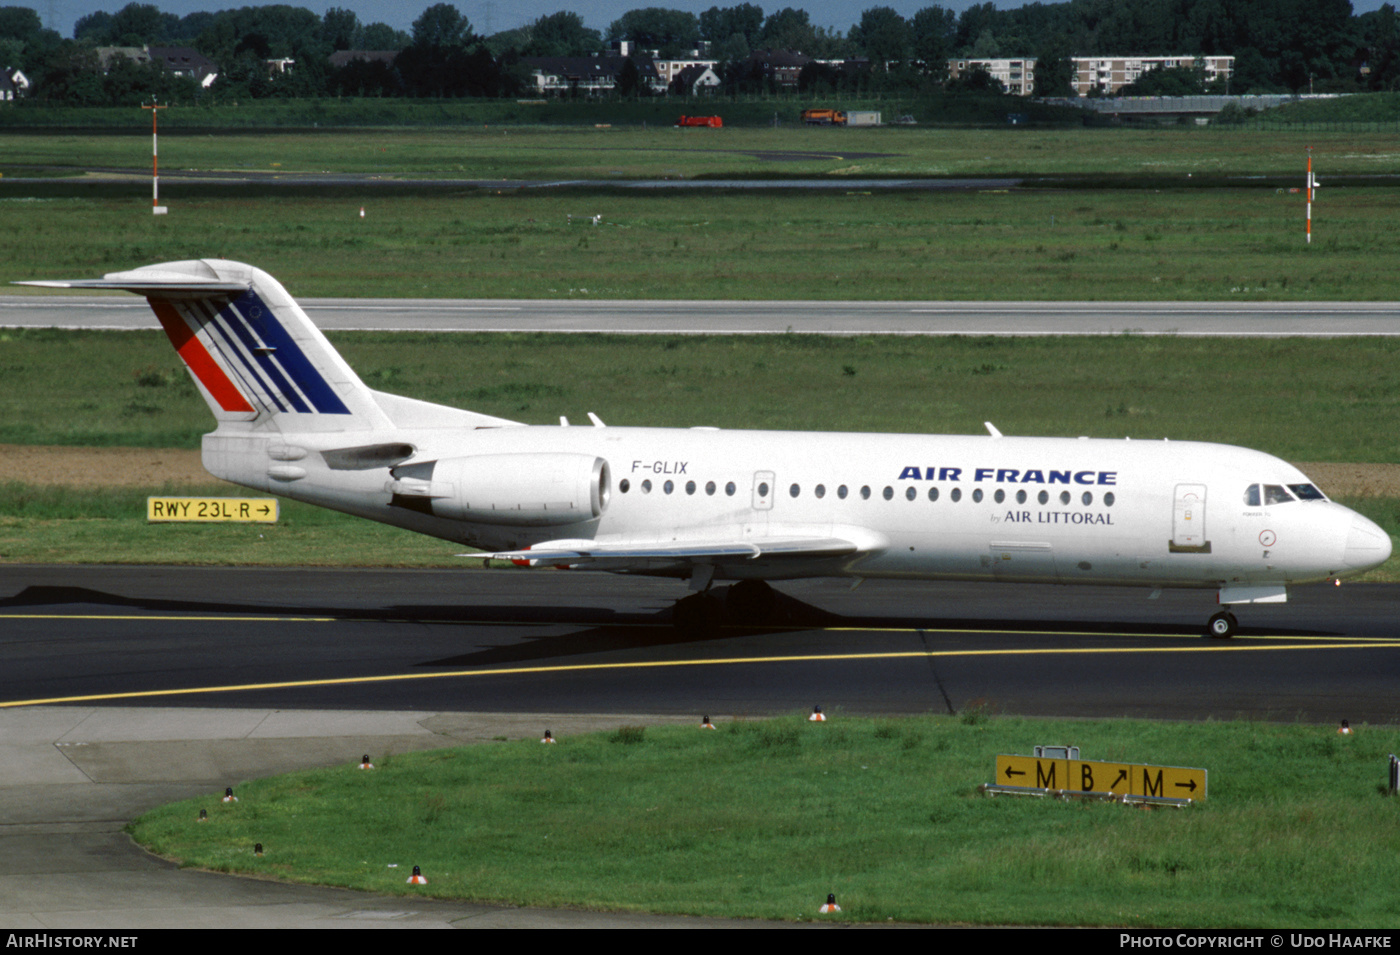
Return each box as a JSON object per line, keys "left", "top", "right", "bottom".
{"left": 204, "top": 423, "right": 1381, "bottom": 591}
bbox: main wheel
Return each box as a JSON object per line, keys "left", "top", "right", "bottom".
{"left": 1207, "top": 610, "right": 1238, "bottom": 639}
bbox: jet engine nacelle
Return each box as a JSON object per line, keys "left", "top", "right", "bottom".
{"left": 396, "top": 453, "right": 610, "bottom": 526}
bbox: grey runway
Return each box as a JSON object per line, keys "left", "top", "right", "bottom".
{"left": 3, "top": 294, "right": 1400, "bottom": 336}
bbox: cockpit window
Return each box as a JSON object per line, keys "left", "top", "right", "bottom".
{"left": 1288, "top": 483, "right": 1327, "bottom": 501}
{"left": 1244, "top": 484, "right": 1260, "bottom": 507}
{"left": 1263, "top": 484, "right": 1295, "bottom": 505}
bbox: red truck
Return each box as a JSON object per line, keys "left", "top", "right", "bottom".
{"left": 675, "top": 115, "right": 723, "bottom": 127}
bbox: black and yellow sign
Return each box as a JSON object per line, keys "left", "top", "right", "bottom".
{"left": 995, "top": 754, "right": 1206, "bottom": 799}
{"left": 147, "top": 497, "right": 279, "bottom": 523}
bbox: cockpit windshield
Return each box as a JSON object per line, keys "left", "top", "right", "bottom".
{"left": 1243, "top": 483, "right": 1328, "bottom": 506}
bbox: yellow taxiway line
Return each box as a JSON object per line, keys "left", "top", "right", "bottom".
{"left": 4, "top": 634, "right": 1399, "bottom": 708}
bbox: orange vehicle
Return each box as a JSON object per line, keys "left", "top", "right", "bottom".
{"left": 801, "top": 108, "right": 847, "bottom": 125}
{"left": 675, "top": 115, "right": 723, "bottom": 127}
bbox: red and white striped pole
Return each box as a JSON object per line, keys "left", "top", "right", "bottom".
{"left": 142, "top": 99, "right": 168, "bottom": 215}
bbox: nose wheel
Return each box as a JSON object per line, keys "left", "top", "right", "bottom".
{"left": 1207, "top": 610, "right": 1238, "bottom": 639}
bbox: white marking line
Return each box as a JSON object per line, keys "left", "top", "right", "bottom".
{"left": 303, "top": 305, "right": 523, "bottom": 312}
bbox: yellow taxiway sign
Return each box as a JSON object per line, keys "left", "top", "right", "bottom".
{"left": 995, "top": 754, "right": 1205, "bottom": 799}
{"left": 147, "top": 497, "right": 279, "bottom": 523}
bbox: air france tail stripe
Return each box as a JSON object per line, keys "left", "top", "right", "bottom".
{"left": 188, "top": 297, "right": 291, "bottom": 413}
{"left": 150, "top": 299, "right": 255, "bottom": 414}
{"left": 208, "top": 297, "right": 311, "bottom": 413}
{"left": 222, "top": 292, "right": 350, "bottom": 415}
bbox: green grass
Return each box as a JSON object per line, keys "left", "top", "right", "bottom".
{"left": 127, "top": 713, "right": 1400, "bottom": 926}
{"left": 4, "top": 124, "right": 1400, "bottom": 179}
{"left": 3, "top": 184, "right": 1396, "bottom": 300}
{"left": 0, "top": 483, "right": 463, "bottom": 566}
{"left": 6, "top": 330, "right": 1400, "bottom": 459}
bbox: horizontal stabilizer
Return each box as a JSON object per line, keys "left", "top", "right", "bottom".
{"left": 18, "top": 262, "right": 249, "bottom": 299}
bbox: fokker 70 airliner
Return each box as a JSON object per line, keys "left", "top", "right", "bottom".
{"left": 23, "top": 259, "right": 1392, "bottom": 637}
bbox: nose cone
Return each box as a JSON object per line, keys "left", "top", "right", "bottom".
{"left": 1342, "top": 512, "right": 1392, "bottom": 571}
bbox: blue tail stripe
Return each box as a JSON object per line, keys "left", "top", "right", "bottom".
{"left": 215, "top": 297, "right": 313, "bottom": 413}
{"left": 227, "top": 292, "right": 350, "bottom": 415}
{"left": 193, "top": 299, "right": 291, "bottom": 413}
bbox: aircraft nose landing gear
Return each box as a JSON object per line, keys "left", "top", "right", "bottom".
{"left": 1207, "top": 610, "right": 1238, "bottom": 639}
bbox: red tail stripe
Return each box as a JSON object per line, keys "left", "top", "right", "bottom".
{"left": 150, "top": 298, "right": 255, "bottom": 414}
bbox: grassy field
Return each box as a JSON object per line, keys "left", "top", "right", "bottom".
{"left": 0, "top": 483, "right": 464, "bottom": 567}
{"left": 2, "top": 186, "right": 1397, "bottom": 300}
{"left": 128, "top": 713, "right": 1400, "bottom": 926}
{"left": 4, "top": 125, "right": 1400, "bottom": 179}
{"left": 3, "top": 125, "right": 1398, "bottom": 300}
{"left": 6, "top": 330, "right": 1400, "bottom": 458}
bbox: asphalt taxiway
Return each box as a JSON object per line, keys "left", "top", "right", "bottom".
{"left": 3, "top": 566, "right": 1397, "bottom": 928}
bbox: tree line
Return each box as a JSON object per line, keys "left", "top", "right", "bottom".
{"left": 0, "top": 0, "right": 1395, "bottom": 106}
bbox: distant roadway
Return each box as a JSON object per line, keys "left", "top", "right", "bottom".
{"left": 3, "top": 295, "right": 1399, "bottom": 336}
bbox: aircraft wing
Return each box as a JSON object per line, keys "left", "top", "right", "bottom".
{"left": 480, "top": 535, "right": 864, "bottom": 567}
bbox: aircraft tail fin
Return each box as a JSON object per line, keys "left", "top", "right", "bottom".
{"left": 21, "top": 259, "right": 514, "bottom": 434}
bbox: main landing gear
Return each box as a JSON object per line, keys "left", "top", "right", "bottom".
{"left": 672, "top": 580, "right": 778, "bottom": 637}
{"left": 1207, "top": 610, "right": 1238, "bottom": 639}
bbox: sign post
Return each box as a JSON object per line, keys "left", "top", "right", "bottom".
{"left": 142, "top": 99, "right": 168, "bottom": 215}
{"left": 1306, "top": 147, "right": 1315, "bottom": 245}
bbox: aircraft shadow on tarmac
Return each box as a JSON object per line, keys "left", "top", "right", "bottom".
{"left": 0, "top": 583, "right": 1336, "bottom": 671}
